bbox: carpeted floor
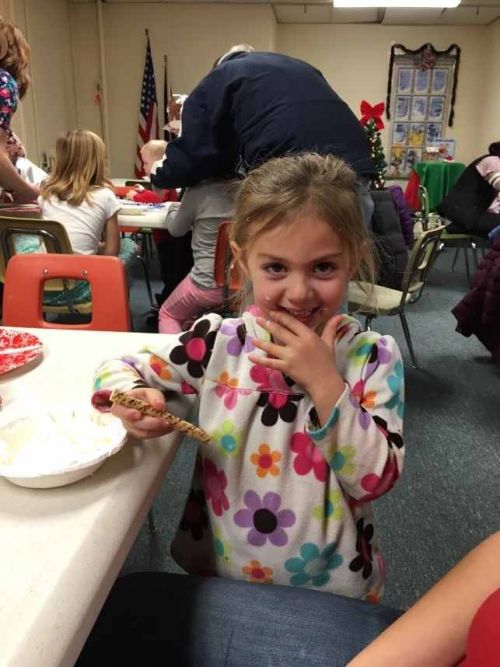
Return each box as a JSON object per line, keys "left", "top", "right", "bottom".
{"left": 124, "top": 246, "right": 500, "bottom": 610}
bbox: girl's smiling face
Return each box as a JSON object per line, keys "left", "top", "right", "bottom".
{"left": 234, "top": 213, "right": 356, "bottom": 330}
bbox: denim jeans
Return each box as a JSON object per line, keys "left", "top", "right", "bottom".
{"left": 77, "top": 572, "right": 402, "bottom": 667}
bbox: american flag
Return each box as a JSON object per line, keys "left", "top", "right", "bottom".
{"left": 135, "top": 35, "right": 159, "bottom": 177}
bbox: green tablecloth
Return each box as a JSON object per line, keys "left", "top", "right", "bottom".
{"left": 414, "top": 161, "right": 466, "bottom": 211}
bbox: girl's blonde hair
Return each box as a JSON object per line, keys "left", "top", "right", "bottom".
{"left": 231, "top": 152, "right": 376, "bottom": 285}
{"left": 40, "top": 129, "right": 112, "bottom": 207}
{"left": 0, "top": 16, "right": 31, "bottom": 98}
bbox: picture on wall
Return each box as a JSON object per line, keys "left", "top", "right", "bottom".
{"left": 386, "top": 43, "right": 461, "bottom": 178}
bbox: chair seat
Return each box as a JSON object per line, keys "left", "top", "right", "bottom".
{"left": 348, "top": 282, "right": 411, "bottom": 315}
{"left": 441, "top": 231, "right": 473, "bottom": 241}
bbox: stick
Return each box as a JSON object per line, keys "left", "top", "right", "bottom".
{"left": 110, "top": 390, "right": 211, "bottom": 444}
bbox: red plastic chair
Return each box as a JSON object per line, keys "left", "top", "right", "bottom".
{"left": 212, "top": 221, "right": 243, "bottom": 316}
{"left": 214, "top": 221, "right": 241, "bottom": 292}
{"left": 2, "top": 253, "right": 131, "bottom": 331}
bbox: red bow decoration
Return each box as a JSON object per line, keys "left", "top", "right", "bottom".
{"left": 360, "top": 101, "right": 385, "bottom": 130}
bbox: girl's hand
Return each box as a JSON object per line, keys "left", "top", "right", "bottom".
{"left": 110, "top": 387, "right": 174, "bottom": 440}
{"left": 125, "top": 189, "right": 136, "bottom": 200}
{"left": 249, "top": 311, "right": 344, "bottom": 393}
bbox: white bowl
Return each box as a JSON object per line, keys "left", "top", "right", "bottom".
{"left": 0, "top": 404, "right": 128, "bottom": 488}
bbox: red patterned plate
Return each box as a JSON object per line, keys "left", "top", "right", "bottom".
{"left": 0, "top": 328, "right": 43, "bottom": 375}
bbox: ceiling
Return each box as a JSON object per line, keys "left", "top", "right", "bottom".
{"left": 74, "top": 0, "right": 500, "bottom": 26}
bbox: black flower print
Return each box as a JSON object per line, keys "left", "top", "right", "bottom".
{"left": 349, "top": 518, "right": 374, "bottom": 579}
{"left": 169, "top": 319, "right": 216, "bottom": 379}
{"left": 179, "top": 489, "right": 209, "bottom": 541}
{"left": 250, "top": 364, "right": 303, "bottom": 427}
{"left": 373, "top": 415, "right": 404, "bottom": 449}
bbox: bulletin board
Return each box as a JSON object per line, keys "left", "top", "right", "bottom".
{"left": 386, "top": 43, "right": 461, "bottom": 178}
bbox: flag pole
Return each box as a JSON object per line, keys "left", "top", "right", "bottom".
{"left": 96, "top": 0, "right": 111, "bottom": 160}
{"left": 163, "top": 54, "right": 171, "bottom": 141}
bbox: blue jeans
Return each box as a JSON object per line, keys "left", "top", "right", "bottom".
{"left": 76, "top": 573, "right": 402, "bottom": 666}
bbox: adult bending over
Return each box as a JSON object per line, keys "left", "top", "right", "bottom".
{"left": 151, "top": 45, "right": 375, "bottom": 225}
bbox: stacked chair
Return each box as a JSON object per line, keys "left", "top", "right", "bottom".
{"left": 348, "top": 224, "right": 445, "bottom": 368}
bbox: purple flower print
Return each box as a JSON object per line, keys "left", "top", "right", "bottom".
{"left": 364, "top": 338, "right": 392, "bottom": 382}
{"left": 234, "top": 490, "right": 296, "bottom": 547}
{"left": 220, "top": 320, "right": 255, "bottom": 357}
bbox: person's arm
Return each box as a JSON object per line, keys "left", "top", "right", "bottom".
{"left": 151, "top": 71, "right": 233, "bottom": 188}
{"left": 488, "top": 171, "right": 500, "bottom": 192}
{"left": 164, "top": 187, "right": 199, "bottom": 237}
{"left": 91, "top": 313, "right": 223, "bottom": 435}
{"left": 348, "top": 532, "right": 500, "bottom": 667}
{"left": 99, "top": 213, "right": 120, "bottom": 256}
{"left": 250, "top": 316, "right": 404, "bottom": 501}
{"left": 476, "top": 156, "right": 500, "bottom": 192}
{"left": 306, "top": 323, "right": 405, "bottom": 501}
{"left": 0, "top": 128, "right": 39, "bottom": 201}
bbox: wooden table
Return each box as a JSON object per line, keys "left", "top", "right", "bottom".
{"left": 0, "top": 327, "right": 181, "bottom": 667}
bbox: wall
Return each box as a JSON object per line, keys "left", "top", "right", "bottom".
{"left": 480, "top": 18, "right": 500, "bottom": 150}
{"left": 4, "top": 1, "right": 498, "bottom": 175}
{"left": 278, "top": 24, "right": 490, "bottom": 166}
{"left": 70, "top": 1, "right": 276, "bottom": 176}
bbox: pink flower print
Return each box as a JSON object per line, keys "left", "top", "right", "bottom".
{"left": 360, "top": 456, "right": 400, "bottom": 501}
{"left": 0, "top": 89, "right": 10, "bottom": 98}
{"left": 214, "top": 371, "right": 251, "bottom": 410}
{"left": 234, "top": 490, "right": 296, "bottom": 547}
{"left": 203, "top": 459, "right": 230, "bottom": 517}
{"left": 181, "top": 380, "right": 198, "bottom": 395}
{"left": 246, "top": 305, "right": 264, "bottom": 318}
{"left": 220, "top": 320, "right": 255, "bottom": 356}
{"left": 250, "top": 364, "right": 303, "bottom": 426}
{"left": 334, "top": 317, "right": 352, "bottom": 341}
{"left": 291, "top": 432, "right": 327, "bottom": 482}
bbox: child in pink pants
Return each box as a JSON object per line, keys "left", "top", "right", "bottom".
{"left": 158, "top": 178, "right": 236, "bottom": 333}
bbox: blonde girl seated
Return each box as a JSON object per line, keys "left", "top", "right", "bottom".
{"left": 92, "top": 153, "right": 405, "bottom": 601}
{"left": 37, "top": 129, "right": 136, "bottom": 305}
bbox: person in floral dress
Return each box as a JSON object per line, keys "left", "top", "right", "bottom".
{"left": 93, "top": 153, "right": 405, "bottom": 602}
{"left": 0, "top": 16, "right": 39, "bottom": 202}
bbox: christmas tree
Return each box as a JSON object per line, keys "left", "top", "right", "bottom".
{"left": 359, "top": 101, "right": 387, "bottom": 190}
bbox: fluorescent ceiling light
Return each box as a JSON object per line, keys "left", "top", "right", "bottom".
{"left": 333, "top": 0, "right": 461, "bottom": 7}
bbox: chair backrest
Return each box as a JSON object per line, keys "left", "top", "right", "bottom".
{"left": 0, "top": 204, "right": 41, "bottom": 219}
{"left": 213, "top": 220, "right": 241, "bottom": 294}
{"left": 418, "top": 184, "right": 430, "bottom": 230}
{"left": 3, "top": 253, "right": 131, "bottom": 331}
{"left": 0, "top": 217, "right": 74, "bottom": 289}
{"left": 400, "top": 225, "right": 445, "bottom": 303}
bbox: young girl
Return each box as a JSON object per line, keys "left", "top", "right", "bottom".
{"left": 93, "top": 153, "right": 405, "bottom": 601}
{"left": 38, "top": 129, "right": 136, "bottom": 305}
{"left": 126, "top": 138, "right": 192, "bottom": 306}
{"left": 158, "top": 177, "right": 236, "bottom": 332}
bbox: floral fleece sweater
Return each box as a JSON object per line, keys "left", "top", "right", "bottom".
{"left": 93, "top": 311, "right": 405, "bottom": 601}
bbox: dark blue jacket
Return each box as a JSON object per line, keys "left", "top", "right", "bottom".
{"left": 152, "top": 51, "right": 374, "bottom": 188}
